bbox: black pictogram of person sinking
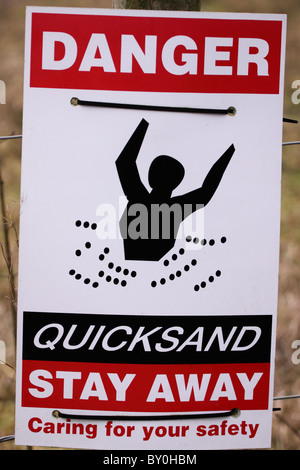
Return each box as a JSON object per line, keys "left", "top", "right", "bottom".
{"left": 116, "top": 118, "right": 235, "bottom": 261}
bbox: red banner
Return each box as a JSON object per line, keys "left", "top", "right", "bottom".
{"left": 22, "top": 360, "right": 270, "bottom": 412}
{"left": 30, "top": 13, "right": 282, "bottom": 94}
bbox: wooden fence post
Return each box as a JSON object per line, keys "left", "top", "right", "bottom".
{"left": 113, "top": 0, "right": 201, "bottom": 11}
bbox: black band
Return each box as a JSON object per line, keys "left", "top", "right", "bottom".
{"left": 53, "top": 408, "right": 240, "bottom": 421}
{"left": 71, "top": 97, "right": 236, "bottom": 116}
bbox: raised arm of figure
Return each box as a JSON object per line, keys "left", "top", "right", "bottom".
{"left": 116, "top": 118, "right": 150, "bottom": 200}
{"left": 173, "top": 144, "right": 235, "bottom": 216}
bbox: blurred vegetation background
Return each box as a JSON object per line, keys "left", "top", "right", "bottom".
{"left": 1, "top": 0, "right": 300, "bottom": 450}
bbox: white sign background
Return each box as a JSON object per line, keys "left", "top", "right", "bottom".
{"left": 15, "top": 7, "right": 286, "bottom": 450}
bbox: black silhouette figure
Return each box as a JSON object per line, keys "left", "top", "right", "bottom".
{"left": 116, "top": 118, "right": 235, "bottom": 261}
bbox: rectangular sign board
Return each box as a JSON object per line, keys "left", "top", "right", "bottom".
{"left": 15, "top": 7, "right": 286, "bottom": 450}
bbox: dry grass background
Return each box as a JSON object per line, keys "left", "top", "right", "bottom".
{"left": 1, "top": 0, "right": 300, "bottom": 450}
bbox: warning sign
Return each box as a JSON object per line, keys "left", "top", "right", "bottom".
{"left": 15, "top": 7, "right": 286, "bottom": 450}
